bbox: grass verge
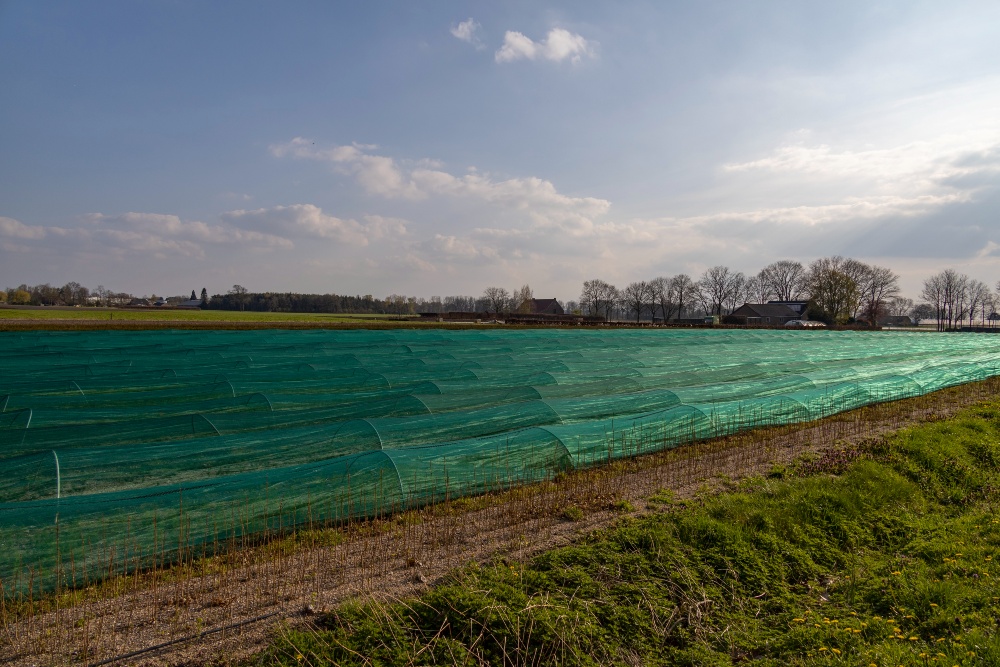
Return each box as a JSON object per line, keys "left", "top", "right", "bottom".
{"left": 260, "top": 401, "right": 1000, "bottom": 666}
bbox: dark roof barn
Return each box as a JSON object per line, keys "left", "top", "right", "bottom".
{"left": 728, "top": 303, "right": 799, "bottom": 325}
{"left": 527, "top": 298, "right": 564, "bottom": 315}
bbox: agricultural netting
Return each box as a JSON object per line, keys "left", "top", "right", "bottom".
{"left": 2, "top": 328, "right": 999, "bottom": 595}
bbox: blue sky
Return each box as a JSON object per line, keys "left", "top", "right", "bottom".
{"left": 2, "top": 1, "right": 999, "bottom": 301}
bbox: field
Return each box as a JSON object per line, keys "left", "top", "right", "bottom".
{"left": 3, "top": 327, "right": 1000, "bottom": 665}
{"left": 264, "top": 396, "right": 1000, "bottom": 666}
{"left": 3, "top": 370, "right": 1000, "bottom": 665}
{"left": 0, "top": 305, "right": 409, "bottom": 327}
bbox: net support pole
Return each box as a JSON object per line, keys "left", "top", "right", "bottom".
{"left": 52, "top": 450, "right": 61, "bottom": 499}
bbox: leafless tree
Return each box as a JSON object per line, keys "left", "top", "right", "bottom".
{"left": 649, "top": 277, "right": 674, "bottom": 322}
{"left": 723, "top": 271, "right": 749, "bottom": 314}
{"left": 580, "top": 279, "right": 618, "bottom": 320}
{"left": 482, "top": 286, "right": 511, "bottom": 316}
{"left": 761, "top": 260, "right": 806, "bottom": 301}
{"left": 745, "top": 270, "right": 774, "bottom": 304}
{"left": 857, "top": 264, "right": 900, "bottom": 328}
{"left": 966, "top": 279, "right": 991, "bottom": 327}
{"left": 921, "top": 273, "right": 946, "bottom": 331}
{"left": 922, "top": 269, "right": 971, "bottom": 330}
{"left": 698, "top": 266, "right": 743, "bottom": 316}
{"left": 887, "top": 296, "right": 914, "bottom": 317}
{"left": 622, "top": 281, "right": 654, "bottom": 323}
{"left": 985, "top": 291, "right": 999, "bottom": 329}
{"left": 670, "top": 274, "right": 698, "bottom": 319}
{"left": 512, "top": 284, "right": 533, "bottom": 313}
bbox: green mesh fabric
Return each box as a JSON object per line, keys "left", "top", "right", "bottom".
{"left": 2, "top": 328, "right": 999, "bottom": 594}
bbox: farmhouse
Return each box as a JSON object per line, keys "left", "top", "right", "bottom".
{"left": 727, "top": 303, "right": 799, "bottom": 325}
{"left": 767, "top": 300, "right": 809, "bottom": 316}
{"left": 526, "top": 298, "right": 564, "bottom": 315}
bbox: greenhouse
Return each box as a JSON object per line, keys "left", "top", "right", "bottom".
{"left": 2, "top": 327, "right": 999, "bottom": 594}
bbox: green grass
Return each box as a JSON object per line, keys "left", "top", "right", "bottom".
{"left": 258, "top": 401, "right": 1000, "bottom": 666}
{"left": 0, "top": 306, "right": 459, "bottom": 330}
{"left": 0, "top": 306, "right": 400, "bottom": 322}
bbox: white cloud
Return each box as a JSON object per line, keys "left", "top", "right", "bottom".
{"left": 423, "top": 233, "right": 500, "bottom": 261}
{"left": 86, "top": 212, "right": 292, "bottom": 251}
{"left": 450, "top": 18, "right": 484, "bottom": 49}
{"left": 2, "top": 211, "right": 293, "bottom": 262}
{"left": 362, "top": 214, "right": 409, "bottom": 239}
{"left": 678, "top": 193, "right": 971, "bottom": 227}
{"left": 0, "top": 216, "right": 47, "bottom": 239}
{"left": 270, "top": 138, "right": 611, "bottom": 229}
{"left": 221, "top": 204, "right": 406, "bottom": 246}
{"left": 495, "top": 28, "right": 593, "bottom": 64}
{"left": 723, "top": 133, "right": 1000, "bottom": 198}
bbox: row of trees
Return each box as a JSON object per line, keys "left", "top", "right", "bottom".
{"left": 921, "top": 270, "right": 1000, "bottom": 331}
{"left": 205, "top": 286, "right": 539, "bottom": 316}
{"left": 1, "top": 283, "right": 211, "bottom": 307}
{"left": 579, "top": 258, "right": 905, "bottom": 326}
{"left": 2, "top": 282, "right": 125, "bottom": 307}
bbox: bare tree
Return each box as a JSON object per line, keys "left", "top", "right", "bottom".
{"left": 745, "top": 270, "right": 774, "bottom": 304}
{"left": 580, "top": 279, "right": 618, "bottom": 320}
{"left": 761, "top": 260, "right": 806, "bottom": 301}
{"left": 921, "top": 273, "right": 946, "bottom": 331}
{"left": 922, "top": 269, "right": 969, "bottom": 330}
{"left": 985, "top": 291, "right": 999, "bottom": 329}
{"left": 723, "top": 271, "right": 749, "bottom": 314}
{"left": 94, "top": 284, "right": 110, "bottom": 307}
{"left": 967, "top": 279, "right": 990, "bottom": 327}
{"left": 482, "top": 286, "right": 511, "bottom": 316}
{"left": 649, "top": 276, "right": 675, "bottom": 322}
{"left": 857, "top": 264, "right": 900, "bottom": 328}
{"left": 622, "top": 281, "right": 653, "bottom": 323}
{"left": 670, "top": 274, "right": 698, "bottom": 319}
{"left": 887, "top": 296, "right": 914, "bottom": 317}
{"left": 698, "top": 266, "right": 742, "bottom": 316}
{"left": 512, "top": 284, "right": 533, "bottom": 313}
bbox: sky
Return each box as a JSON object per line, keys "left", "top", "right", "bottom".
{"left": 2, "top": 1, "right": 999, "bottom": 302}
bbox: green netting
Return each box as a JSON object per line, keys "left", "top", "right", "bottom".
{"left": 2, "top": 328, "right": 1000, "bottom": 595}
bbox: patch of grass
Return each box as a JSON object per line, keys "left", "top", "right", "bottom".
{"left": 258, "top": 399, "right": 1000, "bottom": 666}
{"left": 613, "top": 499, "right": 635, "bottom": 513}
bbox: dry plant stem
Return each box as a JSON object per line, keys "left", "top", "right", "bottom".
{"left": 0, "top": 379, "right": 996, "bottom": 667}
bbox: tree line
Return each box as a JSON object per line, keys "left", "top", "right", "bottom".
{"left": 1, "top": 283, "right": 210, "bottom": 307}
{"left": 2, "top": 282, "right": 129, "bottom": 307}
{"left": 572, "top": 259, "right": 1000, "bottom": 329}
{"left": 919, "top": 269, "right": 998, "bottom": 331}
{"left": 205, "top": 286, "right": 508, "bottom": 316}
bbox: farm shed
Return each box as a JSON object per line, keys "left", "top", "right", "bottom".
{"left": 727, "top": 303, "right": 799, "bottom": 325}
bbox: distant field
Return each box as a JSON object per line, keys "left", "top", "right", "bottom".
{"left": 0, "top": 305, "right": 410, "bottom": 326}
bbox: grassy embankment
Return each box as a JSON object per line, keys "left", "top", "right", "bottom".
{"left": 261, "top": 401, "right": 1000, "bottom": 666}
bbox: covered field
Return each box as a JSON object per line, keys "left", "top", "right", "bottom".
{"left": 2, "top": 328, "right": 999, "bottom": 594}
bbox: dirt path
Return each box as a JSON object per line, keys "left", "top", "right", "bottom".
{"left": 0, "top": 387, "right": 986, "bottom": 666}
